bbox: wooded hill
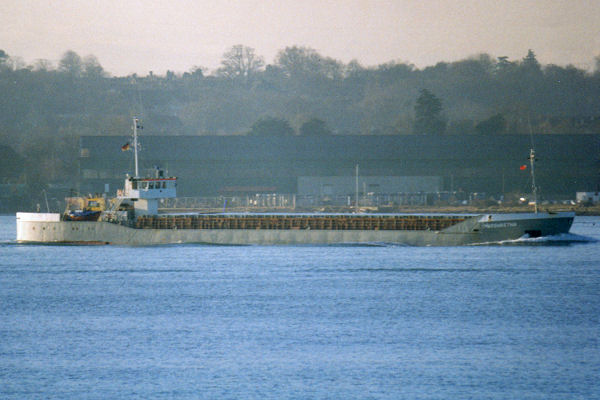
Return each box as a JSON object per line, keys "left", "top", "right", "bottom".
{"left": 0, "top": 46, "right": 599, "bottom": 187}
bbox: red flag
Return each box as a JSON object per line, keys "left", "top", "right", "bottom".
{"left": 520, "top": 165, "right": 527, "bottom": 170}
{"left": 121, "top": 143, "right": 130, "bottom": 151}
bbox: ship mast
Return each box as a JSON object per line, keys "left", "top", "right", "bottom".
{"left": 527, "top": 116, "right": 538, "bottom": 213}
{"left": 529, "top": 148, "right": 538, "bottom": 213}
{"left": 133, "top": 117, "right": 140, "bottom": 177}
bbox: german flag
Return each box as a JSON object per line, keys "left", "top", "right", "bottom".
{"left": 121, "top": 142, "right": 130, "bottom": 151}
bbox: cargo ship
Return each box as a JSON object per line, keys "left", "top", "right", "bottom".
{"left": 16, "top": 119, "right": 575, "bottom": 246}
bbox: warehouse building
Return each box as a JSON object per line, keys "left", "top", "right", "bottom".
{"left": 78, "top": 134, "right": 599, "bottom": 203}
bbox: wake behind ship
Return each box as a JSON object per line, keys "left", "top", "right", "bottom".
{"left": 16, "top": 118, "right": 575, "bottom": 246}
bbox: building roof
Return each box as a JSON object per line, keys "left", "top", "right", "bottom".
{"left": 80, "top": 134, "right": 600, "bottom": 162}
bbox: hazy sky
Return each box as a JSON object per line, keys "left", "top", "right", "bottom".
{"left": 1, "top": 0, "right": 599, "bottom": 76}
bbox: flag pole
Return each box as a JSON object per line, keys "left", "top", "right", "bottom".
{"left": 133, "top": 117, "right": 139, "bottom": 177}
{"left": 355, "top": 164, "right": 359, "bottom": 212}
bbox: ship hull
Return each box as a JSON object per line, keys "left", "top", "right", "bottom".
{"left": 16, "top": 212, "right": 575, "bottom": 246}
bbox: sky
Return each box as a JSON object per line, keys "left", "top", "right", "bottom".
{"left": 1, "top": 0, "right": 599, "bottom": 76}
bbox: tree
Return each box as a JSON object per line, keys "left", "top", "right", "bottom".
{"left": 413, "top": 89, "right": 446, "bottom": 134}
{"left": 300, "top": 118, "right": 332, "bottom": 136}
{"left": 33, "top": 59, "right": 54, "bottom": 72}
{"left": 275, "top": 46, "right": 343, "bottom": 79}
{"left": 276, "top": 46, "right": 321, "bottom": 78}
{"left": 189, "top": 66, "right": 204, "bottom": 79}
{"left": 217, "top": 45, "right": 264, "bottom": 84}
{"left": 521, "top": 49, "right": 541, "bottom": 72}
{"left": 345, "top": 59, "right": 365, "bottom": 78}
{"left": 82, "top": 55, "right": 106, "bottom": 78}
{"left": 496, "top": 56, "right": 513, "bottom": 69}
{"left": 166, "top": 70, "right": 176, "bottom": 80}
{"left": 0, "top": 49, "right": 9, "bottom": 70}
{"left": 58, "top": 50, "right": 83, "bottom": 77}
{"left": 248, "top": 117, "right": 294, "bottom": 136}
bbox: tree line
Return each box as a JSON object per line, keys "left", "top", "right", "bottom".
{"left": 0, "top": 46, "right": 599, "bottom": 188}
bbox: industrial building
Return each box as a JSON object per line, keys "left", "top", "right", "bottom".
{"left": 78, "top": 134, "right": 599, "bottom": 204}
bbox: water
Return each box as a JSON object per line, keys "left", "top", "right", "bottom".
{"left": 1, "top": 215, "right": 599, "bottom": 399}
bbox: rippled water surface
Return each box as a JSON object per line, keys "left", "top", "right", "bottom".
{"left": 1, "top": 215, "right": 599, "bottom": 399}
